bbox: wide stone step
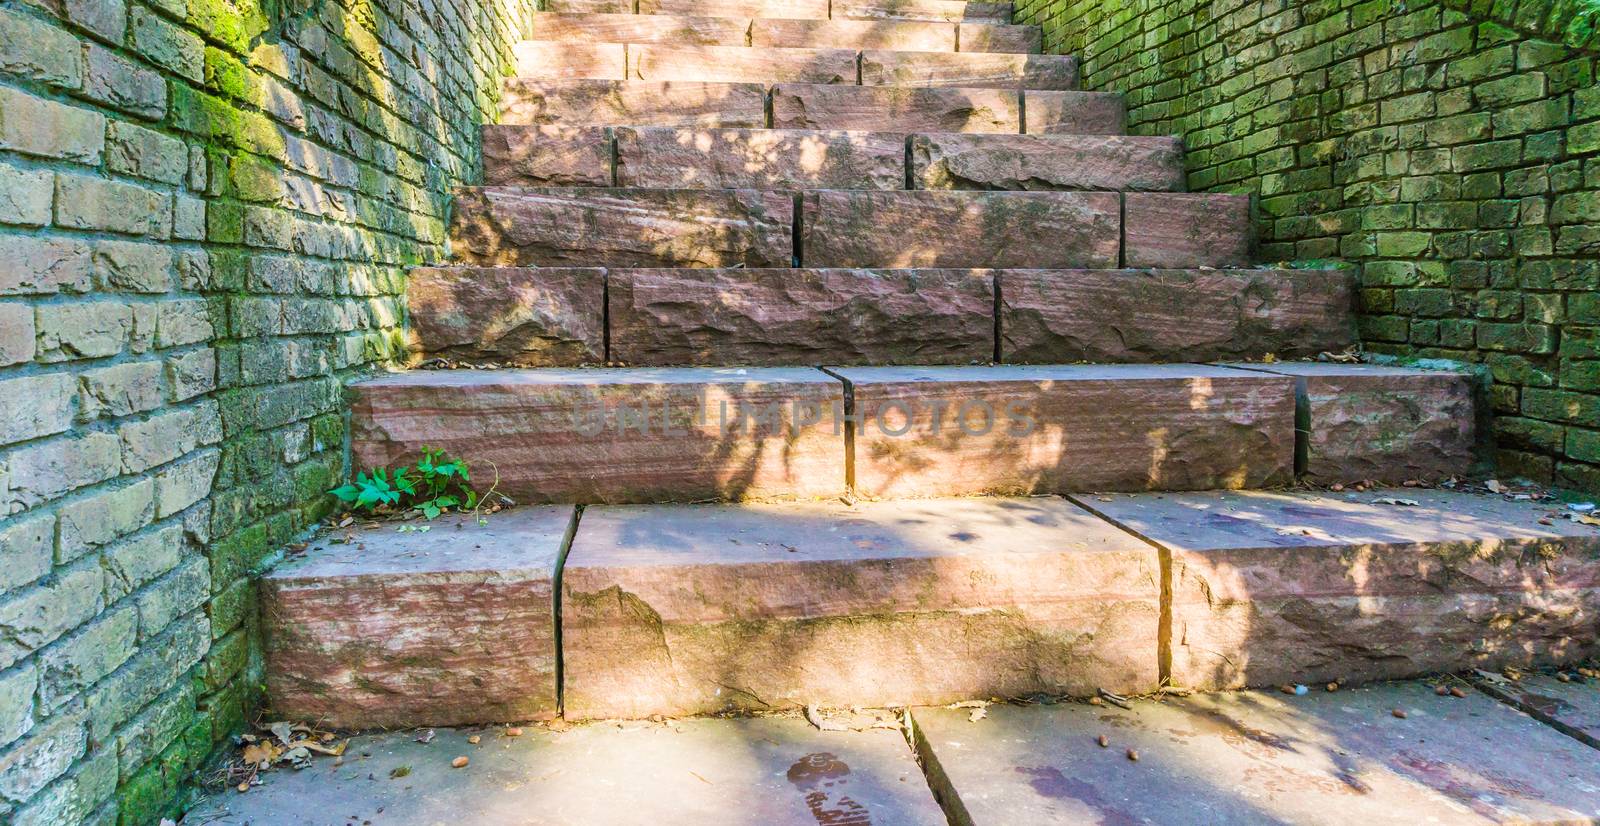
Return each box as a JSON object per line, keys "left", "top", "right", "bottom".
{"left": 404, "top": 266, "right": 1353, "bottom": 368}
{"left": 861, "top": 50, "right": 1076, "bottom": 89}
{"left": 835, "top": 0, "right": 1012, "bottom": 23}
{"left": 524, "top": 12, "right": 1039, "bottom": 52}
{"left": 483, "top": 125, "right": 1185, "bottom": 191}
{"left": 541, "top": 0, "right": 1009, "bottom": 22}
{"left": 562, "top": 496, "right": 1161, "bottom": 719}
{"left": 500, "top": 79, "right": 1126, "bottom": 134}
{"left": 832, "top": 364, "right": 1297, "bottom": 497}
{"left": 348, "top": 367, "right": 848, "bottom": 504}
{"left": 629, "top": 44, "right": 860, "bottom": 84}
{"left": 528, "top": 11, "right": 753, "bottom": 46}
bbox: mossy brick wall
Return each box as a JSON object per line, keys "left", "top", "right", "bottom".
{"left": 1018, "top": 0, "right": 1600, "bottom": 491}
{"left": 0, "top": 0, "right": 532, "bottom": 822}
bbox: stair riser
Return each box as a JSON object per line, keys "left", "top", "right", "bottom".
{"left": 835, "top": 0, "right": 1012, "bottom": 22}
{"left": 514, "top": 43, "right": 1078, "bottom": 89}
{"left": 527, "top": 15, "right": 1037, "bottom": 52}
{"left": 501, "top": 80, "right": 1126, "bottom": 134}
{"left": 484, "top": 126, "right": 1187, "bottom": 192}
{"left": 541, "top": 0, "right": 1010, "bottom": 23}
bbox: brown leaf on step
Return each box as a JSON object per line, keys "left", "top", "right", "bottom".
{"left": 268, "top": 721, "right": 295, "bottom": 746}
{"left": 467, "top": 735, "right": 481, "bottom": 745}
{"left": 241, "top": 742, "right": 278, "bottom": 767}
{"left": 415, "top": 729, "right": 436, "bottom": 744}
{"left": 967, "top": 707, "right": 987, "bottom": 723}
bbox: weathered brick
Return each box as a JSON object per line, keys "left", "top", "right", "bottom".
{"left": 0, "top": 564, "right": 101, "bottom": 671}
{"left": 0, "top": 236, "right": 91, "bottom": 295}
{"left": 101, "top": 523, "right": 183, "bottom": 603}
{"left": 105, "top": 121, "right": 187, "bottom": 184}
{"left": 154, "top": 299, "right": 213, "bottom": 348}
{"left": 0, "top": 303, "right": 32, "bottom": 367}
{"left": 129, "top": 6, "right": 202, "bottom": 82}
{"left": 92, "top": 240, "right": 174, "bottom": 293}
{"left": 54, "top": 174, "right": 172, "bottom": 239}
{"left": 133, "top": 556, "right": 208, "bottom": 639}
{"left": 151, "top": 448, "right": 216, "bottom": 519}
{"left": 165, "top": 348, "right": 216, "bottom": 402}
{"left": 0, "top": 662, "right": 36, "bottom": 751}
{"left": 7, "top": 747, "right": 115, "bottom": 826}
{"left": 0, "top": 431, "right": 122, "bottom": 511}
{"left": 83, "top": 44, "right": 166, "bottom": 119}
{"left": 118, "top": 401, "right": 221, "bottom": 474}
{"left": 56, "top": 478, "right": 155, "bottom": 562}
{"left": 115, "top": 683, "right": 194, "bottom": 783}
{"left": 0, "top": 373, "right": 74, "bottom": 445}
{"left": 38, "top": 604, "right": 137, "bottom": 711}
{"left": 0, "top": 7, "right": 82, "bottom": 89}
{"left": 0, "top": 512, "right": 52, "bottom": 595}
{"left": 0, "top": 163, "right": 52, "bottom": 227}
{"left": 35, "top": 302, "right": 132, "bottom": 361}
{"left": 0, "top": 713, "right": 85, "bottom": 804}
{"left": 0, "top": 86, "right": 103, "bottom": 162}
{"left": 173, "top": 194, "right": 205, "bottom": 240}
{"left": 83, "top": 612, "right": 207, "bottom": 742}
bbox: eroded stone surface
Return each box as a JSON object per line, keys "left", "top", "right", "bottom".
{"left": 630, "top": 44, "right": 857, "bottom": 84}
{"left": 801, "top": 190, "right": 1121, "bottom": 268}
{"left": 513, "top": 42, "right": 627, "bottom": 79}
{"left": 835, "top": 364, "right": 1295, "bottom": 498}
{"left": 640, "top": 0, "right": 829, "bottom": 17}
{"left": 615, "top": 127, "right": 905, "bottom": 190}
{"left": 500, "top": 79, "right": 767, "bottom": 128}
{"left": 1227, "top": 362, "right": 1476, "bottom": 483}
{"left": 406, "top": 267, "right": 604, "bottom": 366}
{"left": 481, "top": 125, "right": 612, "bottom": 187}
{"left": 1077, "top": 489, "right": 1600, "bottom": 690}
{"left": 261, "top": 508, "right": 574, "bottom": 728}
{"left": 608, "top": 268, "right": 993, "bottom": 365}
{"left": 913, "top": 684, "right": 1600, "bottom": 825}
{"left": 861, "top": 51, "right": 1077, "bottom": 89}
{"left": 835, "top": 0, "right": 1011, "bottom": 22}
{"left": 349, "top": 368, "right": 846, "bottom": 503}
{"left": 1471, "top": 673, "right": 1600, "bottom": 748}
{"left": 528, "top": 11, "right": 752, "bottom": 46}
{"left": 1000, "top": 268, "right": 1356, "bottom": 363}
{"left": 911, "top": 134, "right": 1183, "bottom": 190}
{"left": 449, "top": 187, "right": 793, "bottom": 268}
{"left": 752, "top": 18, "right": 956, "bottom": 51}
{"left": 958, "top": 23, "right": 1041, "bottom": 53}
{"left": 1023, "top": 90, "right": 1127, "bottom": 134}
{"left": 545, "top": 0, "right": 631, "bottom": 10}
{"left": 772, "top": 83, "right": 1020, "bottom": 132}
{"left": 188, "top": 719, "right": 944, "bottom": 825}
{"left": 562, "top": 497, "right": 1160, "bottom": 719}
{"left": 1124, "top": 192, "right": 1254, "bottom": 268}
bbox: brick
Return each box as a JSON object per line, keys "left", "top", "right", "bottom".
{"left": 115, "top": 684, "right": 194, "bottom": 782}
{"left": 173, "top": 194, "right": 204, "bottom": 240}
{"left": 129, "top": 7, "right": 202, "bottom": 82}
{"left": 0, "top": 7, "right": 82, "bottom": 89}
{"left": 0, "top": 373, "right": 75, "bottom": 445}
{"left": 0, "top": 304, "right": 33, "bottom": 365}
{"left": 0, "top": 236, "right": 91, "bottom": 295}
{"left": 0, "top": 86, "right": 104, "bottom": 162}
{"left": 101, "top": 523, "right": 183, "bottom": 602}
{"left": 35, "top": 301, "right": 133, "bottom": 361}
{"left": 38, "top": 604, "right": 137, "bottom": 711}
{"left": 92, "top": 240, "right": 174, "bottom": 293}
{"left": 83, "top": 44, "right": 166, "bottom": 119}
{"left": 0, "top": 714, "right": 86, "bottom": 804}
{"left": 57, "top": 478, "right": 155, "bottom": 562}
{"left": 0, "top": 662, "right": 35, "bottom": 750}
{"left": 154, "top": 298, "right": 214, "bottom": 348}
{"left": 133, "top": 555, "right": 207, "bottom": 640}
{"left": 54, "top": 174, "right": 172, "bottom": 238}
{"left": 0, "top": 431, "right": 122, "bottom": 511}
{"left": 0, "top": 163, "right": 52, "bottom": 226}
{"left": 0, "top": 564, "right": 101, "bottom": 671}
{"left": 106, "top": 121, "right": 188, "bottom": 184}
{"left": 165, "top": 348, "right": 216, "bottom": 402}
{"left": 118, "top": 401, "right": 222, "bottom": 473}
{"left": 7, "top": 748, "right": 115, "bottom": 826}
{"left": 65, "top": 0, "right": 127, "bottom": 42}
{"left": 83, "top": 613, "right": 207, "bottom": 742}
{"left": 0, "top": 512, "right": 53, "bottom": 595}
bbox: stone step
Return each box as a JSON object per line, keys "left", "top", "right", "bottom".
{"left": 640, "top": 0, "right": 830, "bottom": 18}
{"left": 630, "top": 44, "right": 861, "bottom": 84}
{"left": 525, "top": 13, "right": 1037, "bottom": 52}
{"left": 528, "top": 11, "right": 753, "bottom": 46}
{"left": 562, "top": 496, "right": 1161, "bottom": 718}
{"left": 483, "top": 125, "right": 1185, "bottom": 191}
{"left": 831, "top": 364, "right": 1297, "bottom": 498}
{"left": 1074, "top": 489, "right": 1600, "bottom": 691}
{"left": 835, "top": 0, "right": 1012, "bottom": 23}
{"left": 451, "top": 187, "right": 1253, "bottom": 269}
{"left": 541, "top": 0, "right": 1009, "bottom": 22}
{"left": 404, "top": 266, "right": 1353, "bottom": 368}
{"left": 513, "top": 42, "right": 629, "bottom": 80}
{"left": 500, "top": 79, "right": 1126, "bottom": 134}
{"left": 348, "top": 367, "right": 848, "bottom": 504}
{"left": 861, "top": 50, "right": 1076, "bottom": 89}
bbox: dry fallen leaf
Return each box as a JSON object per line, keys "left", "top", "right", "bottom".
{"left": 967, "top": 707, "right": 987, "bottom": 723}
{"left": 467, "top": 735, "right": 481, "bottom": 745}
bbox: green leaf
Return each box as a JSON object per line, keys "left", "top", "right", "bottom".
{"left": 329, "top": 484, "right": 360, "bottom": 502}
{"left": 422, "top": 503, "right": 441, "bottom": 519}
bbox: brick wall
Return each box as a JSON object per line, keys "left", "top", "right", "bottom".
{"left": 1017, "top": 0, "right": 1600, "bottom": 491}
{"left": 0, "top": 0, "right": 532, "bottom": 822}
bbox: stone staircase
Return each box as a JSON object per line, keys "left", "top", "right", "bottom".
{"left": 259, "top": 2, "right": 1600, "bottom": 730}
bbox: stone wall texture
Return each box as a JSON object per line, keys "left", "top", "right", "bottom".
{"left": 0, "top": 0, "right": 532, "bottom": 822}
{"left": 1017, "top": 0, "right": 1600, "bottom": 491}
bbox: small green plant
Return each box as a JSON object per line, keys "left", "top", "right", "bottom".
{"left": 329, "top": 447, "right": 480, "bottom": 519}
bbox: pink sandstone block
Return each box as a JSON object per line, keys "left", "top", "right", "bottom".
{"left": 751, "top": 18, "right": 957, "bottom": 51}
{"left": 607, "top": 267, "right": 994, "bottom": 365}
{"left": 561, "top": 496, "right": 1161, "bottom": 719}
{"left": 800, "top": 190, "right": 1121, "bottom": 268}
{"left": 910, "top": 133, "right": 1184, "bottom": 190}
{"left": 999, "top": 268, "right": 1356, "bottom": 363}
{"left": 449, "top": 187, "right": 794, "bottom": 268}
{"left": 957, "top": 23, "right": 1041, "bottom": 53}
{"left": 262, "top": 508, "right": 575, "bottom": 728}
{"left": 481, "top": 125, "right": 612, "bottom": 187}
{"left": 349, "top": 367, "right": 847, "bottom": 503}
{"left": 771, "top": 83, "right": 1020, "bottom": 133}
{"left": 405, "top": 267, "right": 605, "bottom": 367}
{"left": 860, "top": 50, "right": 1077, "bottom": 89}
{"left": 1123, "top": 192, "right": 1254, "bottom": 268}
{"left": 1023, "top": 90, "right": 1128, "bottom": 134}
{"left": 614, "top": 127, "right": 906, "bottom": 190}
{"left": 499, "top": 79, "right": 767, "bottom": 129}
{"left": 513, "top": 42, "right": 627, "bottom": 80}
{"left": 834, "top": 0, "right": 1011, "bottom": 23}
{"left": 629, "top": 44, "right": 858, "bottom": 84}
{"left": 528, "top": 11, "right": 752, "bottom": 46}
{"left": 833, "top": 364, "right": 1296, "bottom": 498}
{"left": 640, "top": 0, "right": 829, "bottom": 17}
{"left": 1076, "top": 489, "right": 1600, "bottom": 690}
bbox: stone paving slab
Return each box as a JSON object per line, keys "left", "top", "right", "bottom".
{"left": 1470, "top": 673, "right": 1600, "bottom": 749}
{"left": 911, "top": 682, "right": 1600, "bottom": 824}
{"left": 187, "top": 717, "right": 945, "bottom": 826}
{"left": 1074, "top": 489, "right": 1600, "bottom": 690}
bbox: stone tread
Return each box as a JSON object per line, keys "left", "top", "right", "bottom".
{"left": 540, "top": 0, "right": 1011, "bottom": 22}
{"left": 523, "top": 12, "right": 1040, "bottom": 52}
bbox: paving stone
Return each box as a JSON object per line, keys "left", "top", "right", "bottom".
{"left": 800, "top": 190, "right": 1121, "bottom": 268}
{"left": 349, "top": 367, "right": 847, "bottom": 503}
{"left": 261, "top": 508, "right": 575, "bottom": 729}
{"left": 1075, "top": 489, "right": 1600, "bottom": 690}
{"left": 528, "top": 11, "right": 752, "bottom": 46}
{"left": 911, "top": 134, "right": 1183, "bottom": 190}
{"left": 615, "top": 127, "right": 905, "bottom": 190}
{"left": 860, "top": 51, "right": 1077, "bottom": 89}
{"left": 1470, "top": 673, "right": 1600, "bottom": 749}
{"left": 406, "top": 266, "right": 605, "bottom": 366}
{"left": 958, "top": 23, "right": 1041, "bottom": 53}
{"left": 999, "top": 268, "right": 1356, "bottom": 363}
{"left": 186, "top": 718, "right": 942, "bottom": 825}
{"left": 607, "top": 267, "right": 993, "bottom": 365}
{"left": 563, "top": 496, "right": 1159, "bottom": 719}
{"left": 640, "top": 0, "right": 830, "bottom": 17}
{"left": 481, "top": 125, "right": 612, "bottom": 187}
{"left": 1224, "top": 362, "right": 1476, "bottom": 483}
{"left": 835, "top": 0, "right": 1011, "bottom": 23}
{"left": 1022, "top": 91, "right": 1127, "bottom": 134}
{"left": 833, "top": 364, "right": 1295, "bottom": 498}
{"left": 500, "top": 79, "right": 767, "bottom": 128}
{"left": 513, "top": 42, "right": 627, "bottom": 79}
{"left": 912, "top": 683, "right": 1600, "bottom": 825}
{"left": 631, "top": 44, "right": 858, "bottom": 84}
{"left": 449, "top": 187, "right": 794, "bottom": 268}
{"left": 752, "top": 18, "right": 957, "bottom": 51}
{"left": 772, "top": 83, "right": 1020, "bottom": 132}
{"left": 1124, "top": 192, "right": 1254, "bottom": 268}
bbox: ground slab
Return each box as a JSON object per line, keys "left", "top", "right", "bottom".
{"left": 1470, "top": 672, "right": 1600, "bottom": 749}
{"left": 912, "top": 682, "right": 1600, "bottom": 825}
{"left": 186, "top": 717, "right": 945, "bottom": 826}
